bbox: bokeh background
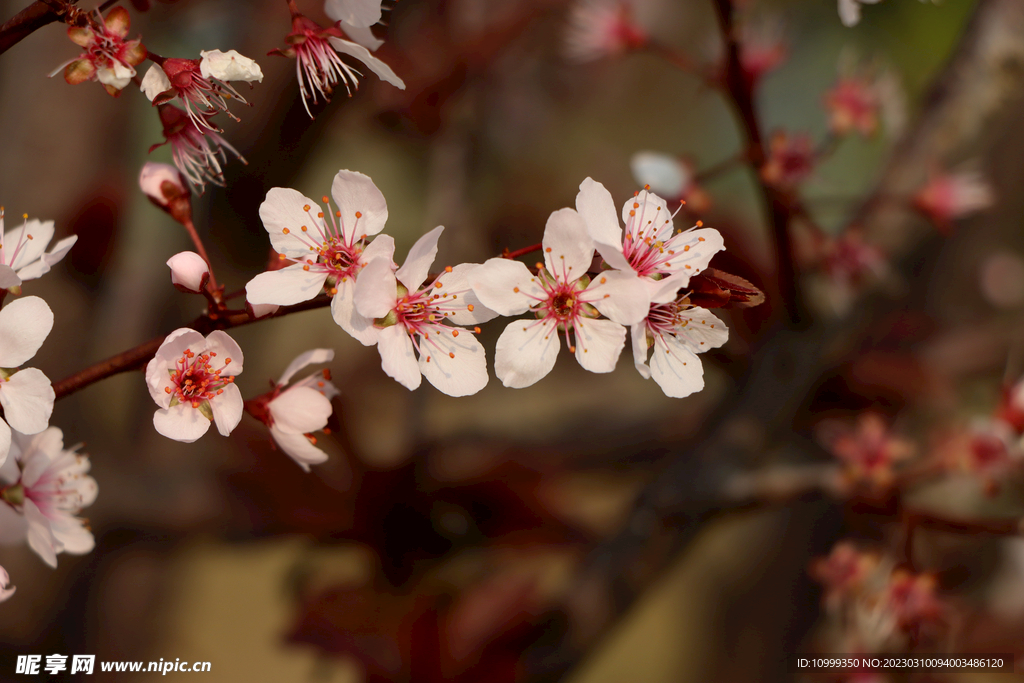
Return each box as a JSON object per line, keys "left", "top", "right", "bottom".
{"left": 2, "top": 0, "right": 1024, "bottom": 681}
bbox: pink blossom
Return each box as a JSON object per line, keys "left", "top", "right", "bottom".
{"left": 0, "top": 296, "right": 56, "bottom": 466}
{"left": 0, "top": 209, "right": 78, "bottom": 292}
{"left": 50, "top": 7, "right": 146, "bottom": 95}
{"left": 913, "top": 169, "right": 994, "bottom": 232}
{"left": 138, "top": 162, "right": 192, "bottom": 222}
{"left": 760, "top": 131, "right": 816, "bottom": 189}
{"left": 564, "top": 0, "right": 647, "bottom": 63}
{"left": 817, "top": 413, "right": 913, "bottom": 488}
{"left": 810, "top": 542, "right": 881, "bottom": 604}
{"left": 738, "top": 16, "right": 787, "bottom": 86}
{"left": 0, "top": 427, "right": 97, "bottom": 568}
{"left": 150, "top": 104, "right": 246, "bottom": 193}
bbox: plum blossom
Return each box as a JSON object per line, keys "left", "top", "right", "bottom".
{"left": 0, "top": 427, "right": 97, "bottom": 568}
{"left": 810, "top": 542, "right": 881, "bottom": 607}
{"left": 0, "top": 296, "right": 56, "bottom": 466}
{"left": 150, "top": 104, "right": 245, "bottom": 193}
{"left": 324, "top": 0, "right": 387, "bottom": 51}
{"left": 246, "top": 349, "right": 339, "bottom": 471}
{"left": 145, "top": 329, "right": 243, "bottom": 443}
{"left": 270, "top": 9, "right": 405, "bottom": 118}
{"left": 824, "top": 57, "right": 906, "bottom": 138}
{"left": 140, "top": 50, "right": 263, "bottom": 131}
{"left": 51, "top": 7, "right": 146, "bottom": 95}
{"left": 575, "top": 178, "right": 724, "bottom": 295}
{"left": 245, "top": 170, "right": 396, "bottom": 345}
{"left": 166, "top": 252, "right": 210, "bottom": 293}
{"left": 913, "top": 168, "right": 994, "bottom": 232}
{"left": 629, "top": 152, "right": 711, "bottom": 213}
{"left": 630, "top": 283, "right": 728, "bottom": 398}
{"left": 355, "top": 227, "right": 498, "bottom": 395}
{"left": 564, "top": 0, "right": 647, "bottom": 63}
{"left": 737, "top": 15, "right": 788, "bottom": 85}
{"left": 760, "top": 132, "right": 815, "bottom": 189}
{"left": 0, "top": 209, "right": 78, "bottom": 292}
{"left": 471, "top": 209, "right": 648, "bottom": 388}
{"left": 816, "top": 413, "right": 914, "bottom": 488}
{"left": 0, "top": 566, "right": 12, "bottom": 601}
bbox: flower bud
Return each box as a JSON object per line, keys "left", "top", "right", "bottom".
{"left": 199, "top": 50, "right": 264, "bottom": 82}
{"left": 167, "top": 251, "right": 210, "bottom": 293}
{"left": 140, "top": 162, "right": 192, "bottom": 223}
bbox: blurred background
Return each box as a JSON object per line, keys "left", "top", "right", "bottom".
{"left": 3, "top": 0, "right": 1024, "bottom": 680}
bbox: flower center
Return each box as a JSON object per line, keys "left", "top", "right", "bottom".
{"left": 165, "top": 349, "right": 234, "bottom": 408}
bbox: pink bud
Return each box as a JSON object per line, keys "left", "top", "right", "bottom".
{"left": 139, "top": 162, "right": 192, "bottom": 223}
{"left": 166, "top": 251, "right": 210, "bottom": 293}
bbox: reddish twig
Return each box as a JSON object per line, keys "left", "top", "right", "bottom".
{"left": 503, "top": 242, "right": 542, "bottom": 260}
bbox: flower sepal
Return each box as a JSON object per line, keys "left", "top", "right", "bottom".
{"left": 1, "top": 483, "right": 23, "bottom": 506}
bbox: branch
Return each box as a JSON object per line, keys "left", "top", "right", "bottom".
{"left": 0, "top": 1, "right": 64, "bottom": 56}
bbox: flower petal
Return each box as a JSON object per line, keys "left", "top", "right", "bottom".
{"left": 0, "top": 368, "right": 54, "bottom": 434}
{"left": 278, "top": 348, "right": 335, "bottom": 386}
{"left": 630, "top": 322, "right": 652, "bottom": 379}
{"left": 269, "top": 386, "right": 332, "bottom": 434}
{"left": 5, "top": 219, "right": 55, "bottom": 271}
{"left": 205, "top": 330, "right": 244, "bottom": 376}
{"left": 584, "top": 269, "right": 650, "bottom": 325}
{"left": 470, "top": 258, "right": 542, "bottom": 316}
{"left": 153, "top": 404, "right": 211, "bottom": 443}
{"left": 576, "top": 178, "right": 632, "bottom": 271}
{"left": 340, "top": 23, "right": 383, "bottom": 51}
{"left": 140, "top": 63, "right": 172, "bottom": 100}
{"left": 377, "top": 325, "right": 421, "bottom": 390}
{"left": 630, "top": 152, "right": 688, "bottom": 199}
{"left": 494, "top": 319, "right": 559, "bottom": 389}
{"left": 542, "top": 208, "right": 594, "bottom": 281}
{"left": 259, "top": 188, "right": 323, "bottom": 258}
{"left": 50, "top": 514, "right": 94, "bottom": 554}
{"left": 331, "top": 169, "right": 389, "bottom": 243}
{"left": 671, "top": 307, "right": 729, "bottom": 354}
{"left": 325, "top": 0, "right": 383, "bottom": 27}
{"left": 418, "top": 327, "right": 488, "bottom": 396}
{"left": 210, "top": 383, "right": 243, "bottom": 437}
{"left": 622, "top": 189, "right": 675, "bottom": 243}
{"left": 146, "top": 328, "right": 205, "bottom": 405}
{"left": 0, "top": 419, "right": 10, "bottom": 469}
{"left": 573, "top": 317, "right": 626, "bottom": 374}
{"left": 245, "top": 264, "right": 328, "bottom": 306}
{"left": 24, "top": 499, "right": 58, "bottom": 568}
{"left": 332, "top": 277, "right": 380, "bottom": 345}
{"left": 271, "top": 426, "right": 328, "bottom": 472}
{"left": 0, "top": 266, "right": 20, "bottom": 290}
{"left": 18, "top": 235, "right": 78, "bottom": 281}
{"left": 328, "top": 38, "right": 406, "bottom": 90}
{"left": 0, "top": 296, "right": 53, "bottom": 368}
{"left": 396, "top": 226, "right": 443, "bottom": 292}
{"left": 650, "top": 337, "right": 705, "bottom": 398}
{"left": 660, "top": 227, "right": 725, "bottom": 282}
{"left": 354, "top": 256, "right": 397, "bottom": 319}
{"left": 199, "top": 49, "right": 264, "bottom": 83}
{"left": 433, "top": 263, "right": 499, "bottom": 326}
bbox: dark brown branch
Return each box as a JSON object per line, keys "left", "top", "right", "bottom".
{"left": 0, "top": 1, "right": 64, "bottom": 55}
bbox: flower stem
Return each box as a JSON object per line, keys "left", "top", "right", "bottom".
{"left": 181, "top": 217, "right": 221, "bottom": 299}
{"left": 503, "top": 243, "right": 542, "bottom": 260}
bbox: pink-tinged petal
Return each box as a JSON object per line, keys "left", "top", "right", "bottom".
{"left": 259, "top": 188, "right": 323, "bottom": 258}
{"left": 245, "top": 265, "right": 328, "bottom": 306}
{"left": 648, "top": 271, "right": 689, "bottom": 304}
{"left": 494, "top": 319, "right": 559, "bottom": 389}
{"left": 0, "top": 368, "right": 54, "bottom": 435}
{"left": 328, "top": 38, "right": 406, "bottom": 89}
{"left": 672, "top": 307, "right": 728, "bottom": 354}
{"left": 354, "top": 257, "right": 398, "bottom": 319}
{"left": 154, "top": 404, "right": 211, "bottom": 443}
{"left": 210, "top": 383, "right": 243, "bottom": 436}
{"left": 623, "top": 190, "right": 674, "bottom": 242}
{"left": 146, "top": 328, "right": 206, "bottom": 405}
{"left": 0, "top": 418, "right": 9, "bottom": 469}
{"left": 650, "top": 338, "right": 704, "bottom": 398}
{"left": 325, "top": 0, "right": 383, "bottom": 27}
{"left": 630, "top": 323, "right": 652, "bottom": 379}
{"left": 19, "top": 235, "right": 78, "bottom": 281}
{"left": 585, "top": 270, "right": 650, "bottom": 325}
{"left": 377, "top": 325, "right": 421, "bottom": 390}
{"left": 198, "top": 50, "right": 263, "bottom": 83}
{"left": 331, "top": 170, "right": 389, "bottom": 243}
{"left": 0, "top": 266, "right": 20, "bottom": 290}
{"left": 332, "top": 278, "right": 380, "bottom": 345}
{"left": 396, "top": 226, "right": 443, "bottom": 292}
{"left": 418, "top": 327, "right": 488, "bottom": 396}
{"left": 576, "top": 178, "right": 631, "bottom": 271}
{"left": 269, "top": 386, "right": 332, "bottom": 434}
{"left": 248, "top": 302, "right": 279, "bottom": 319}
{"left": 6, "top": 219, "right": 55, "bottom": 270}
{"left": 434, "top": 263, "right": 499, "bottom": 326}
{"left": 50, "top": 515, "right": 94, "bottom": 554}
{"left": 660, "top": 228, "right": 725, "bottom": 281}
{"left": 0, "top": 565, "right": 14, "bottom": 602}
{"left": 205, "top": 330, "right": 244, "bottom": 376}
{"left": 278, "top": 349, "right": 335, "bottom": 386}
{"left": 360, "top": 232, "right": 396, "bottom": 265}
{"left": 542, "top": 208, "right": 594, "bottom": 281}
{"left": 0, "top": 296, "right": 53, "bottom": 367}
{"left": 573, "top": 317, "right": 626, "bottom": 374}
{"left": 340, "top": 23, "right": 383, "bottom": 51}
{"left": 166, "top": 251, "right": 210, "bottom": 293}
{"left": 23, "top": 499, "right": 58, "bottom": 567}
{"left": 470, "top": 258, "right": 543, "bottom": 316}
{"left": 270, "top": 426, "right": 328, "bottom": 472}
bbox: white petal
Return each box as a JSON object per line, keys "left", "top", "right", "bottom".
{"left": 340, "top": 23, "right": 383, "bottom": 51}
{"left": 542, "top": 208, "right": 594, "bottom": 281}
{"left": 573, "top": 317, "right": 626, "bottom": 374}
{"left": 354, "top": 256, "right": 397, "bottom": 319}
{"left": 166, "top": 251, "right": 210, "bottom": 292}
{"left": 331, "top": 169, "right": 390, "bottom": 243}
{"left": 245, "top": 265, "right": 328, "bottom": 306}
{"left": 396, "top": 226, "right": 443, "bottom": 292}
{"left": 672, "top": 307, "right": 729, "bottom": 354}
{"left": 660, "top": 228, "right": 725, "bottom": 281}
{"left": 328, "top": 38, "right": 406, "bottom": 90}
{"left": 648, "top": 271, "right": 690, "bottom": 304}
{"left": 418, "top": 327, "right": 488, "bottom": 396}
{"left": 0, "top": 296, "right": 52, "bottom": 368}
{"left": 210, "top": 383, "right": 243, "bottom": 436}
{"left": 5, "top": 219, "right": 54, "bottom": 271}
{"left": 140, "top": 63, "right": 172, "bottom": 100}
{"left": 494, "top": 319, "right": 559, "bottom": 389}
{"left": 584, "top": 269, "right": 650, "bottom": 325}
{"left": 0, "top": 368, "right": 54, "bottom": 434}
{"left": 146, "top": 328, "right": 205, "bottom": 405}
{"left": 576, "top": 178, "right": 632, "bottom": 272}
{"left": 0, "top": 419, "right": 9, "bottom": 469}
{"left": 623, "top": 190, "right": 675, "bottom": 243}
{"left": 650, "top": 338, "right": 705, "bottom": 398}
{"left": 331, "top": 277, "right": 380, "bottom": 345}
{"left": 630, "top": 322, "right": 652, "bottom": 379}
{"left": 50, "top": 514, "right": 94, "bottom": 554}
{"left": 278, "top": 349, "right": 335, "bottom": 386}
{"left": 97, "top": 61, "right": 134, "bottom": 89}
{"left": 248, "top": 302, "right": 279, "bottom": 319}
{"left": 259, "top": 188, "right": 323, "bottom": 258}
{"left": 469, "top": 258, "right": 543, "bottom": 316}
{"left": 361, "top": 232, "right": 396, "bottom": 264}
{"left": 630, "top": 152, "right": 689, "bottom": 199}
{"left": 153, "top": 404, "right": 211, "bottom": 443}
{"left": 0, "top": 565, "right": 14, "bottom": 601}
{"left": 18, "top": 235, "right": 78, "bottom": 281}
{"left": 838, "top": 0, "right": 861, "bottom": 26}
{"left": 24, "top": 499, "right": 58, "bottom": 568}
{"left": 376, "top": 325, "right": 421, "bottom": 390}
{"left": 433, "top": 263, "right": 499, "bottom": 326}
{"left": 0, "top": 266, "right": 20, "bottom": 290}
{"left": 269, "top": 386, "right": 332, "bottom": 434}
{"left": 271, "top": 426, "right": 328, "bottom": 472}
{"left": 325, "top": 0, "right": 383, "bottom": 27}
{"left": 199, "top": 49, "right": 263, "bottom": 83}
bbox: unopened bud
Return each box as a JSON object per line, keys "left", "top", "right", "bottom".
{"left": 140, "top": 162, "right": 192, "bottom": 223}
{"left": 167, "top": 251, "right": 210, "bottom": 293}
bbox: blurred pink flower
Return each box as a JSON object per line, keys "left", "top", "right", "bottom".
{"left": 913, "top": 169, "right": 994, "bottom": 232}
{"left": 564, "top": 0, "right": 647, "bottom": 63}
